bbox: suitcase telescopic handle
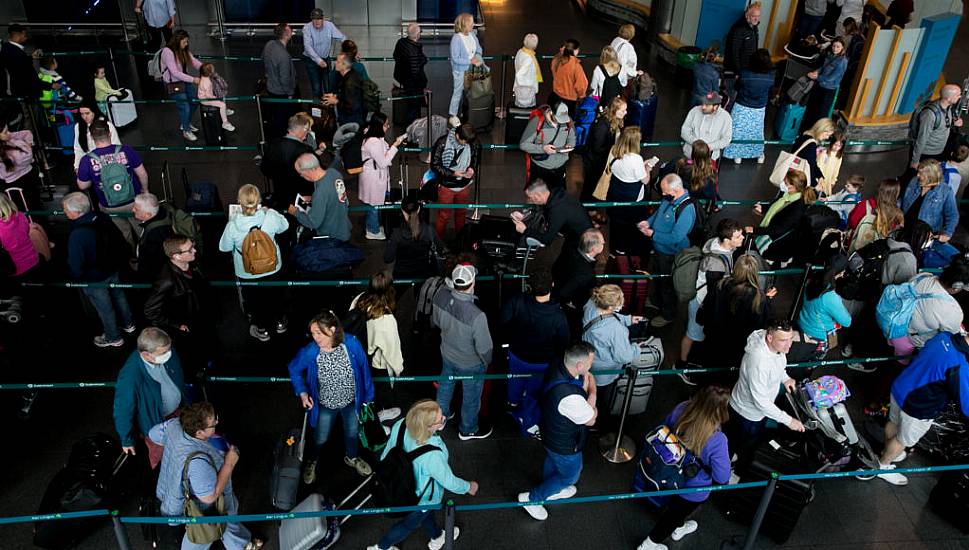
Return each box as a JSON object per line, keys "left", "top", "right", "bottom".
{"left": 297, "top": 410, "right": 308, "bottom": 462}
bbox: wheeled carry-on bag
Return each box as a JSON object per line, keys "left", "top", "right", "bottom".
{"left": 464, "top": 91, "right": 496, "bottom": 132}
{"left": 625, "top": 96, "right": 658, "bottom": 140}
{"left": 271, "top": 412, "right": 307, "bottom": 511}
{"left": 279, "top": 476, "right": 374, "bottom": 550}
{"left": 775, "top": 102, "right": 806, "bottom": 142}
{"left": 200, "top": 105, "right": 226, "bottom": 146}
{"left": 609, "top": 336, "right": 664, "bottom": 415}
{"left": 106, "top": 89, "right": 137, "bottom": 127}
{"left": 504, "top": 103, "right": 533, "bottom": 145}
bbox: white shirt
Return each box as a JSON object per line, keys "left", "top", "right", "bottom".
{"left": 730, "top": 330, "right": 793, "bottom": 425}
{"left": 559, "top": 393, "right": 595, "bottom": 425}
{"left": 460, "top": 33, "right": 476, "bottom": 59}
{"left": 611, "top": 153, "right": 647, "bottom": 183}
{"left": 610, "top": 37, "right": 638, "bottom": 87}
{"left": 513, "top": 49, "right": 538, "bottom": 108}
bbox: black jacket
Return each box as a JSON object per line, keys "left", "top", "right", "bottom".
{"left": 383, "top": 222, "right": 446, "bottom": 279}
{"left": 336, "top": 69, "right": 364, "bottom": 126}
{"left": 540, "top": 362, "right": 588, "bottom": 455}
{"left": 581, "top": 115, "right": 615, "bottom": 176}
{"left": 791, "top": 134, "right": 821, "bottom": 187}
{"left": 261, "top": 135, "right": 315, "bottom": 200}
{"left": 700, "top": 279, "right": 771, "bottom": 367}
{"left": 66, "top": 212, "right": 127, "bottom": 282}
{"left": 552, "top": 245, "right": 597, "bottom": 309}
{"left": 724, "top": 17, "right": 759, "bottom": 73}
{"left": 499, "top": 293, "right": 570, "bottom": 364}
{"left": 523, "top": 187, "right": 593, "bottom": 250}
{"left": 431, "top": 133, "right": 480, "bottom": 190}
{"left": 393, "top": 37, "right": 428, "bottom": 90}
{"left": 137, "top": 211, "right": 174, "bottom": 282}
{"left": 144, "top": 262, "right": 206, "bottom": 334}
{"left": 0, "top": 40, "right": 41, "bottom": 99}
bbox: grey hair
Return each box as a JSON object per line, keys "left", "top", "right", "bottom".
{"left": 295, "top": 153, "right": 320, "bottom": 172}
{"left": 62, "top": 192, "right": 91, "bottom": 215}
{"left": 523, "top": 33, "right": 538, "bottom": 50}
{"left": 661, "top": 173, "right": 684, "bottom": 192}
{"left": 137, "top": 326, "right": 172, "bottom": 354}
{"left": 941, "top": 84, "right": 961, "bottom": 100}
{"left": 134, "top": 192, "right": 160, "bottom": 216}
{"left": 564, "top": 341, "right": 596, "bottom": 369}
{"left": 525, "top": 179, "right": 549, "bottom": 194}
{"left": 287, "top": 113, "right": 312, "bottom": 133}
{"left": 407, "top": 23, "right": 421, "bottom": 39}
{"left": 579, "top": 228, "right": 604, "bottom": 254}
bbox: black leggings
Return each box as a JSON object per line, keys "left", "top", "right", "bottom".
{"left": 647, "top": 496, "right": 702, "bottom": 543}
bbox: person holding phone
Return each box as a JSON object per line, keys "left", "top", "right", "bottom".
{"left": 519, "top": 102, "right": 576, "bottom": 189}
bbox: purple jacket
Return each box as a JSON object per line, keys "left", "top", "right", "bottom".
{"left": 664, "top": 401, "right": 732, "bottom": 502}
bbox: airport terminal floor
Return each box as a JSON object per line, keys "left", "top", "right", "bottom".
{"left": 2, "top": 0, "right": 969, "bottom": 548}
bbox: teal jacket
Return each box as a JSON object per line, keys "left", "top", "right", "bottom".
{"left": 113, "top": 350, "right": 189, "bottom": 447}
{"left": 382, "top": 419, "right": 471, "bottom": 506}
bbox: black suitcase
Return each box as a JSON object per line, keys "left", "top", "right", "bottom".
{"left": 200, "top": 105, "right": 226, "bottom": 146}
{"left": 463, "top": 91, "right": 495, "bottom": 132}
{"left": 271, "top": 412, "right": 307, "bottom": 511}
{"left": 724, "top": 441, "right": 815, "bottom": 544}
{"left": 391, "top": 86, "right": 422, "bottom": 128}
{"left": 505, "top": 103, "right": 533, "bottom": 145}
{"left": 930, "top": 470, "right": 969, "bottom": 533}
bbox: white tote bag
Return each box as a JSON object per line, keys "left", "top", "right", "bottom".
{"left": 769, "top": 138, "right": 815, "bottom": 190}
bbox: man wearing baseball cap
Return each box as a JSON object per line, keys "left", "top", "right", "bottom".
{"left": 431, "top": 263, "right": 494, "bottom": 440}
{"left": 680, "top": 91, "right": 733, "bottom": 160}
{"left": 302, "top": 8, "right": 347, "bottom": 99}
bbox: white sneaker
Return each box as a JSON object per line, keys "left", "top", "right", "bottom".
{"left": 729, "top": 471, "right": 741, "bottom": 485}
{"left": 365, "top": 229, "right": 387, "bottom": 240}
{"left": 891, "top": 450, "right": 907, "bottom": 463}
{"left": 189, "top": 124, "right": 199, "bottom": 132}
{"left": 182, "top": 130, "right": 198, "bottom": 142}
{"left": 671, "top": 520, "right": 698, "bottom": 541}
{"left": 518, "top": 492, "right": 548, "bottom": 520}
{"left": 378, "top": 407, "right": 402, "bottom": 422}
{"left": 547, "top": 485, "right": 577, "bottom": 500}
{"left": 842, "top": 344, "right": 853, "bottom": 357}
{"left": 427, "top": 526, "right": 460, "bottom": 550}
{"left": 757, "top": 155, "right": 765, "bottom": 164}
{"left": 448, "top": 116, "right": 461, "bottom": 128}
{"left": 733, "top": 157, "right": 742, "bottom": 165}
{"left": 636, "top": 538, "right": 668, "bottom": 550}
{"left": 222, "top": 122, "right": 236, "bottom": 132}
{"left": 876, "top": 464, "right": 909, "bottom": 486}
{"left": 345, "top": 456, "right": 373, "bottom": 477}
{"left": 226, "top": 108, "right": 235, "bottom": 116}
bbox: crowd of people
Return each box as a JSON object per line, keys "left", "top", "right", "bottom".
{"left": 1, "top": 3, "right": 969, "bottom": 550}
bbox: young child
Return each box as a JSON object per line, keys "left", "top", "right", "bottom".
{"left": 197, "top": 63, "right": 235, "bottom": 132}
{"left": 817, "top": 131, "right": 845, "bottom": 196}
{"left": 38, "top": 55, "right": 81, "bottom": 101}
{"left": 93, "top": 65, "right": 124, "bottom": 104}
{"left": 822, "top": 174, "right": 863, "bottom": 229}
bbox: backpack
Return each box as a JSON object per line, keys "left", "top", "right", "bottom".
{"left": 362, "top": 79, "right": 381, "bottom": 114}
{"left": 674, "top": 196, "right": 709, "bottom": 247}
{"left": 875, "top": 273, "right": 948, "bottom": 339}
{"left": 598, "top": 64, "right": 623, "bottom": 103}
{"left": 209, "top": 73, "right": 229, "bottom": 98}
{"left": 374, "top": 422, "right": 440, "bottom": 517}
{"left": 147, "top": 50, "right": 164, "bottom": 81}
{"left": 146, "top": 203, "right": 204, "bottom": 257}
{"left": 848, "top": 201, "right": 878, "bottom": 253}
{"left": 672, "top": 246, "right": 730, "bottom": 302}
{"left": 342, "top": 304, "right": 368, "bottom": 344}
{"left": 836, "top": 239, "right": 908, "bottom": 301}
{"left": 87, "top": 146, "right": 135, "bottom": 207}
{"left": 633, "top": 425, "right": 706, "bottom": 506}
{"left": 804, "top": 375, "right": 850, "bottom": 410}
{"left": 628, "top": 71, "right": 657, "bottom": 101}
{"left": 573, "top": 96, "right": 599, "bottom": 149}
{"left": 415, "top": 276, "right": 447, "bottom": 327}
{"left": 240, "top": 226, "right": 277, "bottom": 275}
{"left": 909, "top": 101, "right": 945, "bottom": 140}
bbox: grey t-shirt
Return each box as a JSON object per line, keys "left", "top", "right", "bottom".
{"left": 295, "top": 167, "right": 352, "bottom": 241}
{"left": 142, "top": 360, "right": 181, "bottom": 416}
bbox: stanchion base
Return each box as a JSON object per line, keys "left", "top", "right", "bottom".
{"left": 599, "top": 433, "right": 635, "bottom": 463}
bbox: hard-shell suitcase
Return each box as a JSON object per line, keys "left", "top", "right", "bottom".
{"left": 573, "top": 96, "right": 599, "bottom": 148}
{"left": 463, "top": 91, "right": 495, "bottom": 132}
{"left": 278, "top": 493, "right": 342, "bottom": 550}
{"left": 930, "top": 470, "right": 969, "bottom": 534}
{"left": 625, "top": 96, "right": 658, "bottom": 140}
{"left": 775, "top": 102, "right": 806, "bottom": 142}
{"left": 107, "top": 88, "right": 137, "bottom": 128}
{"left": 200, "top": 105, "right": 226, "bottom": 146}
{"left": 610, "top": 336, "right": 664, "bottom": 415}
{"left": 271, "top": 412, "right": 307, "bottom": 511}
{"left": 505, "top": 104, "right": 532, "bottom": 145}
{"left": 392, "top": 86, "right": 422, "bottom": 128}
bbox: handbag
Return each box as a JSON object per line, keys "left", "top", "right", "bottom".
{"left": 592, "top": 156, "right": 618, "bottom": 201}
{"left": 165, "top": 81, "right": 186, "bottom": 95}
{"left": 182, "top": 452, "right": 226, "bottom": 544}
{"left": 464, "top": 64, "right": 493, "bottom": 99}
{"left": 358, "top": 402, "right": 389, "bottom": 453}
{"left": 769, "top": 138, "right": 814, "bottom": 188}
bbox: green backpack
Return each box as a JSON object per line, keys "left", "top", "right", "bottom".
{"left": 146, "top": 203, "right": 204, "bottom": 257}
{"left": 362, "top": 79, "right": 381, "bottom": 114}
{"left": 88, "top": 146, "right": 135, "bottom": 207}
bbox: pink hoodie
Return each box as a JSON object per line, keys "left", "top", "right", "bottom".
{"left": 0, "top": 212, "right": 39, "bottom": 276}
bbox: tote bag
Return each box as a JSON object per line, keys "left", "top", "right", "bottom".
{"left": 769, "top": 138, "right": 814, "bottom": 189}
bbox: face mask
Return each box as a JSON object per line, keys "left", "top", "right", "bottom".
{"left": 152, "top": 350, "right": 173, "bottom": 365}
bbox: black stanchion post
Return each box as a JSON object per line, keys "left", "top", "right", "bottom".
{"left": 108, "top": 47, "right": 121, "bottom": 88}
{"left": 213, "top": 0, "right": 228, "bottom": 41}
{"left": 720, "top": 474, "right": 778, "bottom": 550}
{"left": 116, "top": 0, "right": 132, "bottom": 43}
{"left": 497, "top": 55, "right": 507, "bottom": 119}
{"left": 599, "top": 365, "right": 637, "bottom": 463}
{"left": 443, "top": 500, "right": 456, "bottom": 550}
{"left": 112, "top": 515, "right": 132, "bottom": 550}
{"left": 425, "top": 88, "right": 432, "bottom": 162}
{"left": 255, "top": 94, "right": 267, "bottom": 155}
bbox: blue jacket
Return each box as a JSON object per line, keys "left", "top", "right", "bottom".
{"left": 581, "top": 301, "right": 637, "bottom": 386}
{"left": 892, "top": 332, "right": 969, "bottom": 420}
{"left": 449, "top": 31, "right": 482, "bottom": 71}
{"left": 816, "top": 54, "right": 847, "bottom": 90}
{"left": 900, "top": 182, "right": 959, "bottom": 237}
{"left": 663, "top": 402, "right": 731, "bottom": 502}
{"left": 736, "top": 69, "right": 774, "bottom": 109}
{"left": 691, "top": 62, "right": 720, "bottom": 105}
{"left": 288, "top": 335, "right": 375, "bottom": 427}
{"left": 382, "top": 419, "right": 471, "bottom": 506}
{"left": 798, "top": 289, "right": 853, "bottom": 341}
{"left": 113, "top": 350, "right": 189, "bottom": 447}
{"left": 647, "top": 192, "right": 696, "bottom": 256}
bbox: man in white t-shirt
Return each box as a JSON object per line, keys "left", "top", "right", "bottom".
{"left": 519, "top": 342, "right": 597, "bottom": 520}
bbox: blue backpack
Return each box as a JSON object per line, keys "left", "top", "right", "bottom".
{"left": 875, "top": 274, "right": 948, "bottom": 340}
{"left": 573, "top": 97, "right": 599, "bottom": 149}
{"left": 633, "top": 425, "right": 706, "bottom": 506}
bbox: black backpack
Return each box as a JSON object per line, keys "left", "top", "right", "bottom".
{"left": 342, "top": 305, "right": 368, "bottom": 345}
{"left": 836, "top": 239, "right": 910, "bottom": 301}
{"left": 374, "top": 421, "right": 440, "bottom": 517}
{"left": 674, "top": 197, "right": 709, "bottom": 247}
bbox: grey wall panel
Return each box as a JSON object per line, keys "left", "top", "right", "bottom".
{"left": 369, "top": 0, "right": 403, "bottom": 26}
{"left": 331, "top": 0, "right": 369, "bottom": 25}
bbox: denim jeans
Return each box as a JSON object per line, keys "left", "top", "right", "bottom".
{"left": 529, "top": 448, "right": 583, "bottom": 501}
{"left": 436, "top": 359, "right": 486, "bottom": 434}
{"left": 80, "top": 273, "right": 133, "bottom": 341}
{"left": 507, "top": 352, "right": 548, "bottom": 407}
{"left": 365, "top": 209, "right": 381, "bottom": 234}
{"left": 303, "top": 56, "right": 332, "bottom": 98}
{"left": 308, "top": 402, "right": 359, "bottom": 461}
{"left": 725, "top": 404, "right": 766, "bottom": 469}
{"left": 448, "top": 67, "right": 465, "bottom": 117}
{"left": 377, "top": 509, "right": 441, "bottom": 549}
{"left": 178, "top": 493, "right": 251, "bottom": 550}
{"left": 169, "top": 82, "right": 198, "bottom": 132}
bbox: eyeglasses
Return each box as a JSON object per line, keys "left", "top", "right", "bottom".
{"left": 205, "top": 416, "right": 219, "bottom": 429}
{"left": 176, "top": 245, "right": 196, "bottom": 255}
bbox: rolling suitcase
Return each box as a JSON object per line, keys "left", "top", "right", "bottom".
{"left": 725, "top": 440, "right": 816, "bottom": 544}
{"left": 610, "top": 336, "right": 664, "bottom": 415}
{"left": 775, "top": 102, "right": 806, "bottom": 142}
{"left": 391, "top": 86, "right": 421, "bottom": 128}
{"left": 106, "top": 89, "right": 137, "bottom": 128}
{"left": 271, "top": 412, "right": 307, "bottom": 511}
{"left": 463, "top": 91, "right": 496, "bottom": 132}
{"left": 612, "top": 254, "right": 649, "bottom": 315}
{"left": 505, "top": 104, "right": 532, "bottom": 145}
{"left": 625, "top": 96, "right": 658, "bottom": 140}
{"left": 930, "top": 470, "right": 969, "bottom": 533}
{"left": 200, "top": 105, "right": 226, "bottom": 146}
{"left": 278, "top": 493, "right": 342, "bottom": 550}
{"left": 573, "top": 96, "right": 599, "bottom": 148}
{"left": 54, "top": 109, "right": 76, "bottom": 156}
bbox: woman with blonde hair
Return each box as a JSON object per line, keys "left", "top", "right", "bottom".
{"left": 746, "top": 170, "right": 817, "bottom": 262}
{"left": 581, "top": 284, "right": 646, "bottom": 417}
{"left": 218, "top": 184, "right": 290, "bottom": 341}
{"left": 368, "top": 399, "right": 478, "bottom": 550}
{"left": 789, "top": 117, "right": 836, "bottom": 188}
{"left": 636, "top": 386, "right": 731, "bottom": 549}
{"left": 900, "top": 159, "right": 959, "bottom": 242}
{"left": 589, "top": 46, "right": 623, "bottom": 107}
{"left": 448, "top": 13, "right": 484, "bottom": 127}
{"left": 606, "top": 126, "right": 656, "bottom": 254}
{"left": 513, "top": 33, "right": 541, "bottom": 108}
{"left": 847, "top": 178, "right": 904, "bottom": 252}
{"left": 0, "top": 193, "right": 40, "bottom": 278}
{"left": 581, "top": 95, "right": 627, "bottom": 202}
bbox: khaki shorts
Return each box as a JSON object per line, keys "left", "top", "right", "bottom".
{"left": 889, "top": 395, "right": 934, "bottom": 448}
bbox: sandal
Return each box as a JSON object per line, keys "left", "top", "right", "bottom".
{"left": 244, "top": 540, "right": 264, "bottom": 550}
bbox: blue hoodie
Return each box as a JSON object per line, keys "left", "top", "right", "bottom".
{"left": 892, "top": 332, "right": 969, "bottom": 420}
{"left": 646, "top": 192, "right": 696, "bottom": 256}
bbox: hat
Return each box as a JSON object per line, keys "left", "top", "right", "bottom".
{"left": 551, "top": 102, "right": 570, "bottom": 124}
{"left": 451, "top": 264, "right": 477, "bottom": 286}
{"left": 701, "top": 91, "right": 722, "bottom": 105}
{"left": 310, "top": 8, "right": 325, "bottom": 19}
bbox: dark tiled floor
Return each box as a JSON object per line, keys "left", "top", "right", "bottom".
{"left": 2, "top": 0, "right": 969, "bottom": 549}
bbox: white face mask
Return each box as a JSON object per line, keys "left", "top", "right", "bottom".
{"left": 152, "top": 350, "right": 173, "bottom": 365}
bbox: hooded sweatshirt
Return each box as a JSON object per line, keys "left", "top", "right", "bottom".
{"left": 681, "top": 106, "right": 733, "bottom": 160}
{"left": 907, "top": 275, "right": 964, "bottom": 348}
{"left": 519, "top": 112, "right": 576, "bottom": 169}
{"left": 730, "top": 329, "right": 793, "bottom": 426}
{"left": 696, "top": 237, "right": 734, "bottom": 304}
